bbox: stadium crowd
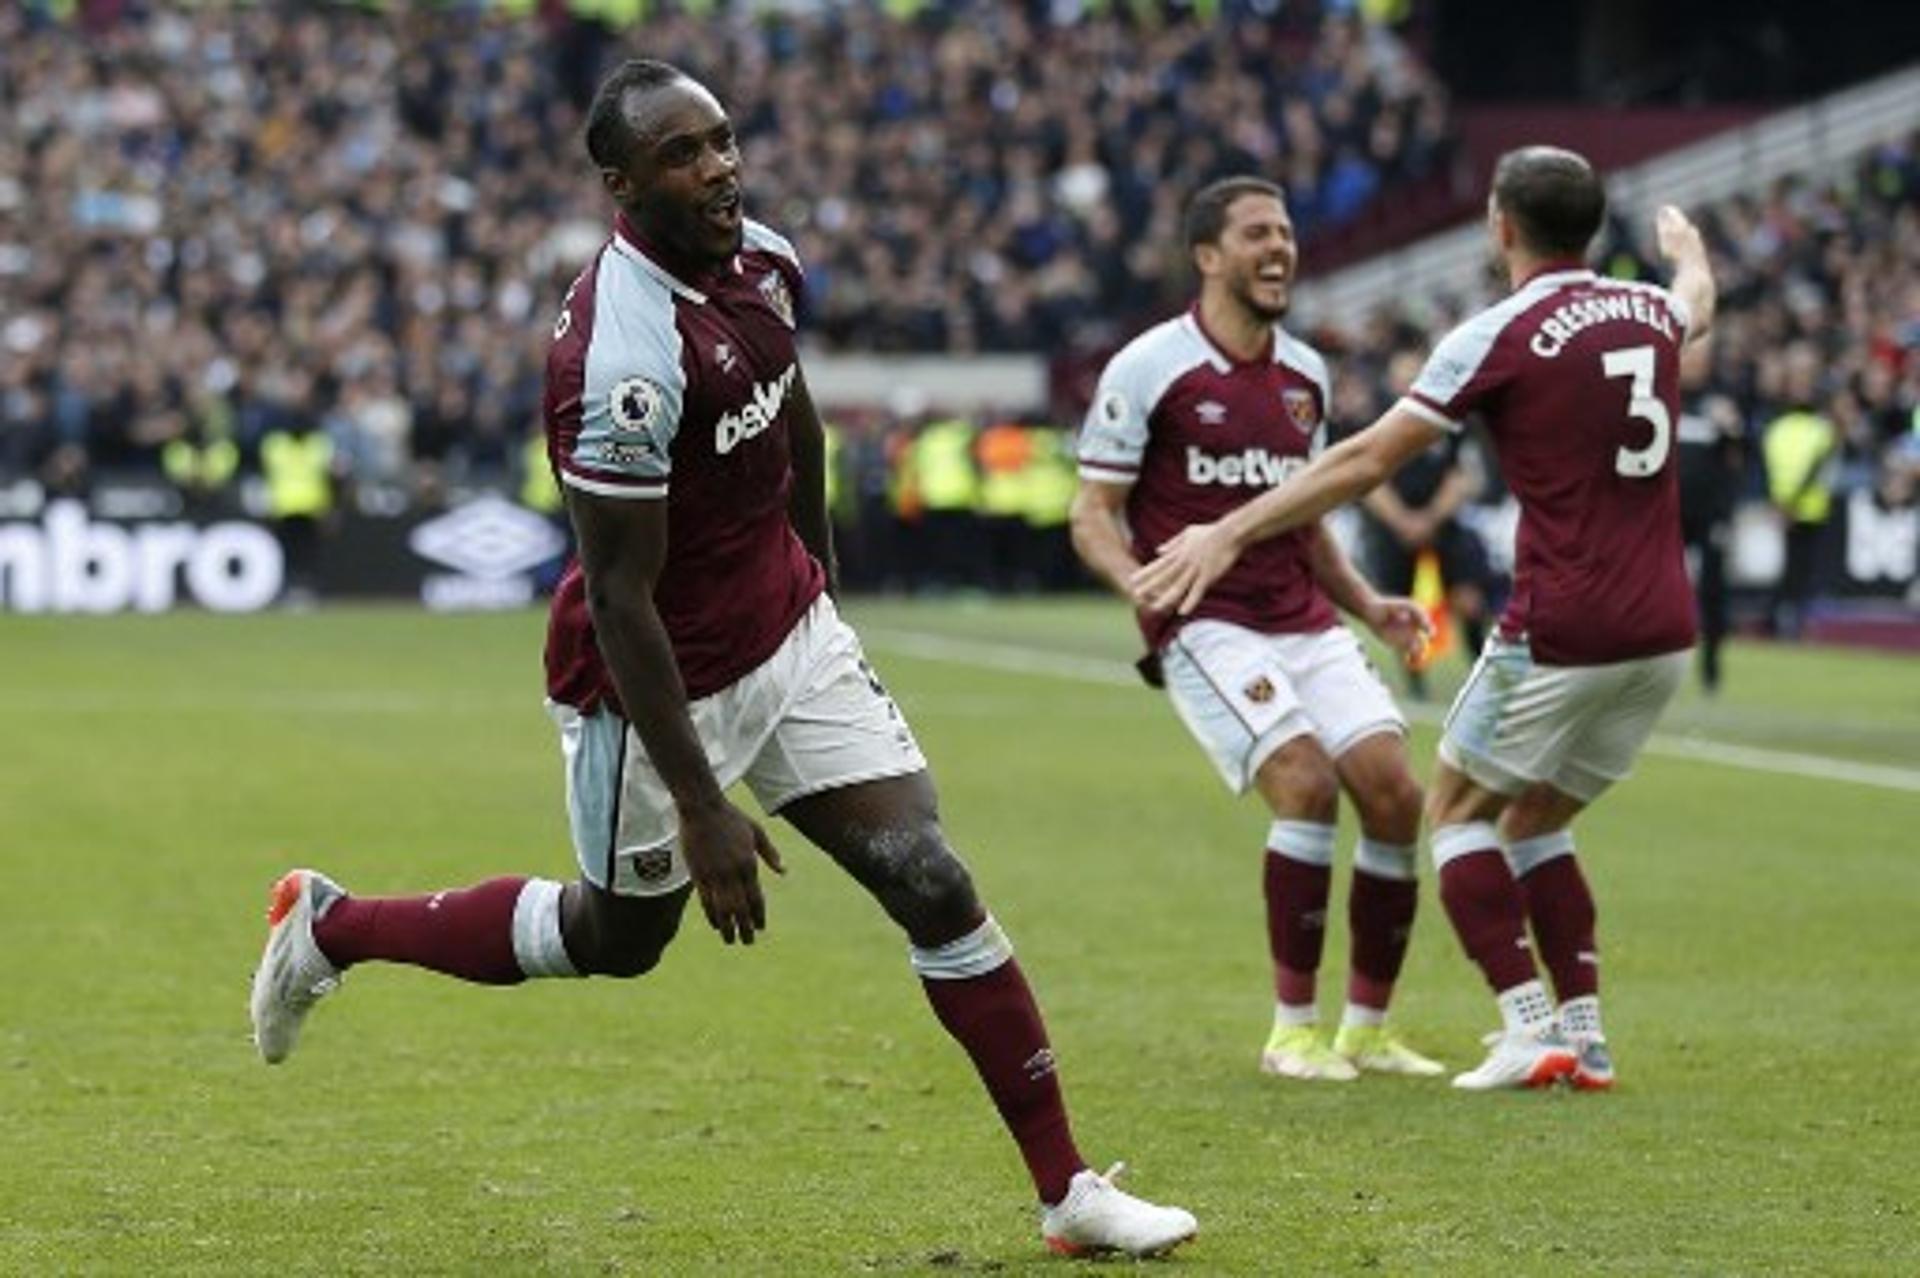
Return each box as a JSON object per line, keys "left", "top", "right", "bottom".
{"left": 0, "top": 0, "right": 1453, "bottom": 494}
{"left": 0, "top": 3, "right": 1913, "bottom": 615}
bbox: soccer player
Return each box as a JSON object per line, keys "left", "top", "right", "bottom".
{"left": 1132, "top": 149, "right": 1716, "bottom": 1091}
{"left": 249, "top": 60, "right": 1196, "bottom": 1258}
{"left": 1072, "top": 177, "right": 1443, "bottom": 1083}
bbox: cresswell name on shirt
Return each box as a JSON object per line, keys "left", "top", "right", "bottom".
{"left": 1529, "top": 291, "right": 1679, "bottom": 359}
{"left": 1185, "top": 445, "right": 1307, "bottom": 488}
{"left": 716, "top": 363, "right": 797, "bottom": 454}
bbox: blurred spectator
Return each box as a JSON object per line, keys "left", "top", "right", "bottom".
{"left": 1761, "top": 345, "right": 1838, "bottom": 638}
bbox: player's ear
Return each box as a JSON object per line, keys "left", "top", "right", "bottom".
{"left": 600, "top": 167, "right": 633, "bottom": 205}
{"left": 1193, "top": 242, "right": 1222, "bottom": 278}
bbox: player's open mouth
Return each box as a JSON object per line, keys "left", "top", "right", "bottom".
{"left": 1256, "top": 263, "right": 1291, "bottom": 285}
{"left": 706, "top": 189, "right": 742, "bottom": 232}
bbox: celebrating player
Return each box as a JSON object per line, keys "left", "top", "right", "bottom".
{"left": 249, "top": 60, "right": 1195, "bottom": 1258}
{"left": 1073, "top": 177, "right": 1443, "bottom": 1083}
{"left": 1133, "top": 149, "right": 1716, "bottom": 1091}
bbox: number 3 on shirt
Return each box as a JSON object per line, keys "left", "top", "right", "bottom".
{"left": 1602, "top": 344, "right": 1671, "bottom": 478}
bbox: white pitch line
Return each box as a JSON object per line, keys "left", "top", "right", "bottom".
{"left": 861, "top": 627, "right": 1920, "bottom": 796}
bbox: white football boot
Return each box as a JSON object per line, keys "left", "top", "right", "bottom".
{"left": 1040, "top": 1163, "right": 1197, "bottom": 1258}
{"left": 1451, "top": 1026, "right": 1578, "bottom": 1091}
{"left": 249, "top": 869, "right": 345, "bottom": 1064}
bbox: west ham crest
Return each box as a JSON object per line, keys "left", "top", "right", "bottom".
{"left": 759, "top": 271, "right": 795, "bottom": 329}
{"left": 1280, "top": 387, "right": 1318, "bottom": 436}
{"left": 1244, "top": 676, "right": 1276, "bottom": 705}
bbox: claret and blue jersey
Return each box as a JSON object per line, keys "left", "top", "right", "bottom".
{"left": 541, "top": 213, "right": 825, "bottom": 709}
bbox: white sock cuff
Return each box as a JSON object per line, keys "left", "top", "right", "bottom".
{"left": 1341, "top": 1003, "right": 1387, "bottom": 1029}
{"left": 1275, "top": 1002, "right": 1319, "bottom": 1027}
{"left": 1268, "top": 820, "right": 1337, "bottom": 867}
{"left": 1430, "top": 822, "right": 1501, "bottom": 872}
{"left": 511, "top": 878, "right": 578, "bottom": 979}
{"left": 910, "top": 915, "right": 1013, "bottom": 981}
{"left": 1354, "top": 837, "right": 1417, "bottom": 881}
{"left": 1506, "top": 830, "right": 1576, "bottom": 876}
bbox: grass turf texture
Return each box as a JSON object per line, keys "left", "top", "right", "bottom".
{"left": 1, "top": 600, "right": 1915, "bottom": 1274}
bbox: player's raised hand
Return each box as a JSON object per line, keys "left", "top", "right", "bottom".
{"left": 1129, "top": 521, "right": 1239, "bottom": 616}
{"left": 1654, "top": 204, "right": 1704, "bottom": 265}
{"left": 678, "top": 796, "right": 786, "bottom": 946}
{"left": 1365, "top": 596, "right": 1433, "bottom": 662}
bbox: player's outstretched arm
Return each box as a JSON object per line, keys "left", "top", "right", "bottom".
{"left": 1069, "top": 478, "right": 1145, "bottom": 599}
{"left": 1132, "top": 406, "right": 1441, "bottom": 615}
{"left": 1656, "top": 204, "right": 1716, "bottom": 346}
{"left": 569, "top": 491, "right": 784, "bottom": 945}
{"left": 1303, "top": 522, "right": 1431, "bottom": 662}
{"left": 785, "top": 368, "right": 839, "bottom": 597}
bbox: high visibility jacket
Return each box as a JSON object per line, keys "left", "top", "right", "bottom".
{"left": 1763, "top": 410, "right": 1835, "bottom": 524}
{"left": 914, "top": 419, "right": 979, "bottom": 513}
{"left": 521, "top": 433, "right": 563, "bottom": 514}
{"left": 261, "top": 431, "right": 334, "bottom": 519}
{"left": 163, "top": 438, "right": 239, "bottom": 490}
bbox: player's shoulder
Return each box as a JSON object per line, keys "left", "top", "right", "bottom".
{"left": 585, "top": 240, "right": 688, "bottom": 384}
{"left": 742, "top": 218, "right": 803, "bottom": 273}
{"left": 1272, "top": 326, "right": 1331, "bottom": 394}
{"left": 1106, "top": 313, "right": 1216, "bottom": 388}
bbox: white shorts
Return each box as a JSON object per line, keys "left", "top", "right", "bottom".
{"left": 548, "top": 595, "right": 927, "bottom": 896}
{"left": 1160, "top": 621, "right": 1406, "bottom": 794}
{"left": 1438, "top": 636, "right": 1687, "bottom": 804}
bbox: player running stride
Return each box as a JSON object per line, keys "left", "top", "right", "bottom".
{"left": 1073, "top": 177, "right": 1443, "bottom": 1083}
{"left": 1133, "top": 148, "right": 1716, "bottom": 1092}
{"left": 249, "top": 60, "right": 1195, "bottom": 1258}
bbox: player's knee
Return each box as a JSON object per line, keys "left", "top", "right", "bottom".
{"left": 887, "top": 827, "right": 981, "bottom": 937}
{"left": 1361, "top": 769, "right": 1425, "bottom": 842}
{"left": 580, "top": 919, "right": 679, "bottom": 979}
{"left": 562, "top": 885, "right": 687, "bottom": 979}
{"left": 1260, "top": 748, "right": 1339, "bottom": 820}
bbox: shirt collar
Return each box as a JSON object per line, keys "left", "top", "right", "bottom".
{"left": 611, "top": 212, "right": 710, "bottom": 305}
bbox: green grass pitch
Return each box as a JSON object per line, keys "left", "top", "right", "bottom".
{"left": 1, "top": 600, "right": 1915, "bottom": 1274}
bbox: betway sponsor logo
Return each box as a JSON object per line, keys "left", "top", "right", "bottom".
{"left": 0, "top": 500, "right": 283, "bottom": 613}
{"left": 716, "top": 363, "right": 796, "bottom": 454}
{"left": 1185, "top": 445, "right": 1305, "bottom": 488}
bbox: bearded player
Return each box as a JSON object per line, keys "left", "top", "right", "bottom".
{"left": 1134, "top": 149, "right": 1716, "bottom": 1091}
{"left": 248, "top": 60, "right": 1195, "bottom": 1258}
{"left": 1073, "top": 177, "right": 1443, "bottom": 1083}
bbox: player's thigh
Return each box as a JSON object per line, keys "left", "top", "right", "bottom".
{"left": 1497, "top": 782, "right": 1587, "bottom": 842}
{"left": 547, "top": 634, "right": 790, "bottom": 898}
{"left": 779, "top": 770, "right": 981, "bottom": 945}
{"left": 1251, "top": 732, "right": 1340, "bottom": 821}
{"left": 742, "top": 599, "right": 930, "bottom": 819}
{"left": 1548, "top": 652, "right": 1687, "bottom": 803}
{"left": 1280, "top": 625, "right": 1408, "bottom": 760}
{"left": 1331, "top": 729, "right": 1423, "bottom": 840}
{"left": 1161, "top": 620, "right": 1317, "bottom": 796}
{"left": 1436, "top": 637, "right": 1583, "bottom": 799}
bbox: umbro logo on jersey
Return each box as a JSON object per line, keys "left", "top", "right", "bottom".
{"left": 1196, "top": 400, "right": 1227, "bottom": 425}
{"left": 715, "top": 342, "right": 736, "bottom": 372}
{"left": 716, "top": 363, "right": 797, "bottom": 454}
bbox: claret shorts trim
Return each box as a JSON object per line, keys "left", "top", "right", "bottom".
{"left": 549, "top": 596, "right": 928, "bottom": 896}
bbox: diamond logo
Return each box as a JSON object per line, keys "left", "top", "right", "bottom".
{"left": 408, "top": 494, "right": 565, "bottom": 581}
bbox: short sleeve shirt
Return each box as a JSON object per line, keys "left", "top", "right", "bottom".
{"left": 1079, "top": 311, "right": 1338, "bottom": 652}
{"left": 542, "top": 216, "right": 824, "bottom": 708}
{"left": 1400, "top": 267, "right": 1697, "bottom": 665}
